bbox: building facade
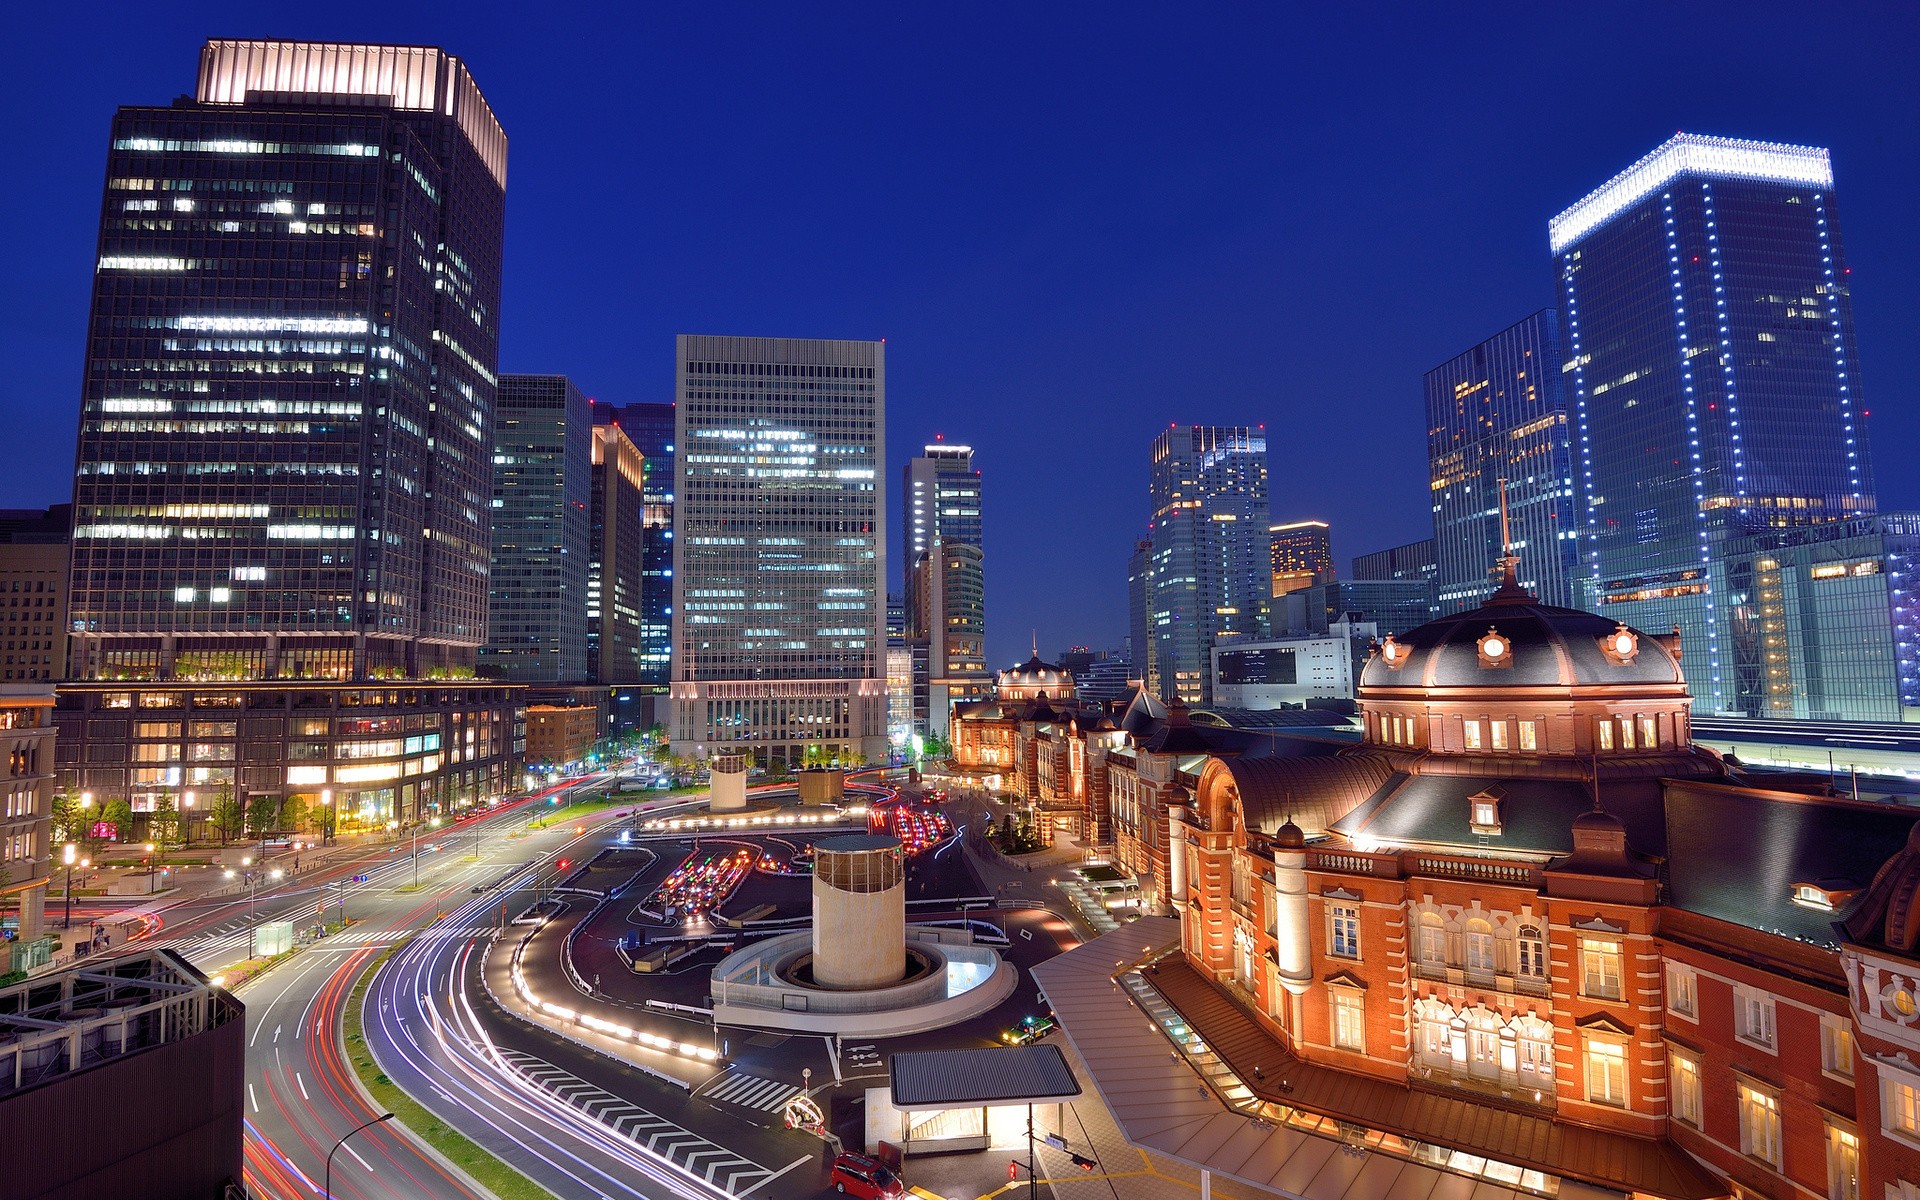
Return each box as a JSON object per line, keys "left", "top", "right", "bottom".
{"left": 1269, "top": 519, "right": 1333, "bottom": 598}
{"left": 670, "top": 335, "right": 887, "bottom": 766}
{"left": 1425, "top": 310, "right": 1578, "bottom": 612}
{"left": 587, "top": 422, "right": 647, "bottom": 684}
{"left": 0, "top": 507, "right": 71, "bottom": 683}
{"left": 1081, "top": 568, "right": 1920, "bottom": 1200}
{"left": 1212, "top": 634, "right": 1355, "bottom": 708}
{"left": 902, "top": 441, "right": 988, "bottom": 739}
{"left": 524, "top": 703, "right": 597, "bottom": 769}
{"left": 0, "top": 685, "right": 55, "bottom": 939}
{"left": 483, "top": 375, "right": 592, "bottom": 682}
{"left": 596, "top": 402, "right": 675, "bottom": 687}
{"left": 58, "top": 41, "right": 517, "bottom": 829}
{"left": 1144, "top": 426, "right": 1271, "bottom": 706}
{"left": 1554, "top": 133, "right": 1896, "bottom": 718}
{"left": 1352, "top": 536, "right": 1437, "bottom": 585}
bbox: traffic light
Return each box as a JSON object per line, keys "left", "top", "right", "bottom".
{"left": 1008, "top": 1160, "right": 1019, "bottom": 1182}
{"left": 1070, "top": 1153, "right": 1097, "bottom": 1172}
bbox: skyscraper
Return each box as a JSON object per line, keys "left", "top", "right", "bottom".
{"left": 1554, "top": 133, "right": 1896, "bottom": 717}
{"left": 1127, "top": 538, "right": 1154, "bottom": 689}
{"left": 483, "top": 375, "right": 591, "bottom": 682}
{"left": 587, "top": 422, "right": 647, "bottom": 684}
{"left": 1144, "top": 426, "right": 1270, "bottom": 705}
{"left": 58, "top": 41, "right": 520, "bottom": 830}
{"left": 902, "top": 440, "right": 987, "bottom": 737}
{"left": 1425, "top": 310, "right": 1578, "bottom": 612}
{"left": 670, "top": 335, "right": 887, "bottom": 765}
{"left": 594, "top": 402, "right": 674, "bottom": 686}
{"left": 1268, "top": 519, "right": 1333, "bottom": 598}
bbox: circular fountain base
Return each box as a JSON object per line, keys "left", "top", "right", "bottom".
{"left": 709, "top": 925, "right": 1016, "bottom": 1036}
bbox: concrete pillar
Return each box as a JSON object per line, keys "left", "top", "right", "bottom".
{"left": 812, "top": 834, "right": 905, "bottom": 989}
{"left": 17, "top": 882, "right": 45, "bottom": 940}
{"left": 710, "top": 753, "right": 748, "bottom": 811}
{"left": 1167, "top": 806, "right": 1193, "bottom": 910}
{"left": 1273, "top": 825, "right": 1312, "bottom": 997}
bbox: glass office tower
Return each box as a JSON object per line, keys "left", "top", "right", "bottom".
{"left": 1425, "top": 310, "right": 1577, "bottom": 613}
{"left": 596, "top": 402, "right": 675, "bottom": 686}
{"left": 1268, "top": 519, "right": 1332, "bottom": 598}
{"left": 902, "top": 440, "right": 987, "bottom": 738}
{"left": 483, "top": 375, "right": 591, "bottom": 682}
{"left": 670, "top": 335, "right": 887, "bottom": 765}
{"left": 59, "top": 42, "right": 519, "bottom": 831}
{"left": 586, "top": 422, "right": 647, "bottom": 684}
{"left": 1145, "top": 426, "right": 1270, "bottom": 705}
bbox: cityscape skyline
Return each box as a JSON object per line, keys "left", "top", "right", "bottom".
{"left": 3, "top": 6, "right": 1917, "bottom": 670}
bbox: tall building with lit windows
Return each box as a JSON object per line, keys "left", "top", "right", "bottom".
{"left": 55, "top": 41, "right": 521, "bottom": 835}
{"left": 1143, "top": 426, "right": 1270, "bottom": 705}
{"left": 902, "top": 440, "right": 987, "bottom": 738}
{"left": 483, "top": 375, "right": 592, "bottom": 682}
{"left": 670, "top": 336, "right": 887, "bottom": 766}
{"left": 1268, "top": 519, "right": 1332, "bottom": 598}
{"left": 1554, "top": 133, "right": 1897, "bottom": 718}
{"left": 597, "top": 402, "right": 676, "bottom": 686}
{"left": 1425, "top": 310, "right": 1577, "bottom": 613}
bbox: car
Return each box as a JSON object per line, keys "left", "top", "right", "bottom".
{"left": 829, "top": 1152, "right": 903, "bottom": 1198}
{"left": 1003, "top": 1013, "right": 1056, "bottom": 1045}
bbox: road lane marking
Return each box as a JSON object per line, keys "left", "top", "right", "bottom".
{"left": 248, "top": 1083, "right": 259, "bottom": 1113}
{"left": 296, "top": 1071, "right": 309, "bottom": 1100}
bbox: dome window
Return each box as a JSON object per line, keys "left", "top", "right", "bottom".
{"left": 1377, "top": 634, "right": 1410, "bottom": 670}
{"left": 1598, "top": 624, "right": 1640, "bottom": 666}
{"left": 1476, "top": 628, "right": 1512, "bottom": 669}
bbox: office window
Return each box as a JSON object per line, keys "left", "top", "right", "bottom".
{"left": 1518, "top": 719, "right": 1538, "bottom": 751}
{"left": 1739, "top": 1081, "right": 1782, "bottom": 1168}
{"left": 1827, "top": 1122, "right": 1861, "bottom": 1200}
{"left": 1822, "top": 1014, "right": 1855, "bottom": 1079}
{"left": 1666, "top": 962, "right": 1698, "bottom": 1019}
{"left": 1734, "top": 985, "right": 1777, "bottom": 1051}
{"left": 1584, "top": 1037, "right": 1627, "bottom": 1106}
{"left": 1463, "top": 719, "right": 1483, "bottom": 750}
{"left": 1329, "top": 904, "right": 1360, "bottom": 959}
{"left": 1581, "top": 937, "right": 1623, "bottom": 1000}
{"left": 1669, "top": 1048, "right": 1702, "bottom": 1127}
{"left": 1330, "top": 989, "right": 1365, "bottom": 1052}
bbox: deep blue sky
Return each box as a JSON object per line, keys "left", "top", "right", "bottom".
{"left": 4, "top": 4, "right": 1916, "bottom": 670}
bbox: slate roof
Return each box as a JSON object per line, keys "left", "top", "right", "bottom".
{"left": 1332, "top": 770, "right": 1670, "bottom": 858}
{"left": 1219, "top": 753, "right": 1396, "bottom": 838}
{"left": 888, "top": 1044, "right": 1081, "bottom": 1109}
{"left": 1191, "top": 706, "right": 1356, "bottom": 730}
{"left": 1359, "top": 597, "right": 1683, "bottom": 691}
{"left": 1663, "top": 779, "right": 1920, "bottom": 947}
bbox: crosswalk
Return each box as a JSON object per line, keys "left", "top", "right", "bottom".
{"left": 698, "top": 1069, "right": 803, "bottom": 1114}
{"left": 498, "top": 1048, "right": 776, "bottom": 1194}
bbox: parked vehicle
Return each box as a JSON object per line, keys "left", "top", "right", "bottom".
{"left": 829, "top": 1152, "right": 904, "bottom": 1198}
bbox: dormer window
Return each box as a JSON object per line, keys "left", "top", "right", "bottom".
{"left": 1477, "top": 628, "right": 1512, "bottom": 669}
{"left": 1470, "top": 790, "right": 1503, "bottom": 835}
{"left": 1792, "top": 880, "right": 1859, "bottom": 911}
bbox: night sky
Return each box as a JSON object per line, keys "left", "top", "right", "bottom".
{"left": 4, "top": 4, "right": 1916, "bottom": 670}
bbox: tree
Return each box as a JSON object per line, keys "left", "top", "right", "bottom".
{"left": 100, "top": 798, "right": 133, "bottom": 844}
{"left": 208, "top": 788, "right": 244, "bottom": 845}
{"left": 247, "top": 795, "right": 280, "bottom": 838}
{"left": 49, "top": 791, "right": 80, "bottom": 844}
{"left": 281, "top": 795, "right": 309, "bottom": 835}
{"left": 317, "top": 799, "right": 337, "bottom": 844}
{"left": 149, "top": 794, "right": 181, "bottom": 846}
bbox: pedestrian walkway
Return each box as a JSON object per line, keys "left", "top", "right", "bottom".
{"left": 698, "top": 1068, "right": 803, "bottom": 1115}
{"left": 496, "top": 1047, "right": 785, "bottom": 1194}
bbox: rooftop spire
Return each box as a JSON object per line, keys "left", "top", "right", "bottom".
{"left": 1488, "top": 477, "right": 1533, "bottom": 604}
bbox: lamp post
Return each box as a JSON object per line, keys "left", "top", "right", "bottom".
{"left": 325, "top": 1111, "right": 394, "bottom": 1200}
{"left": 320, "top": 788, "right": 333, "bottom": 845}
{"left": 61, "top": 843, "right": 90, "bottom": 930}
{"left": 225, "top": 858, "right": 283, "bottom": 959}
{"left": 181, "top": 789, "right": 195, "bottom": 847}
{"left": 144, "top": 843, "right": 157, "bottom": 893}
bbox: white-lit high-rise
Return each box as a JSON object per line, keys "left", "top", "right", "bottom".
{"left": 670, "top": 336, "right": 888, "bottom": 765}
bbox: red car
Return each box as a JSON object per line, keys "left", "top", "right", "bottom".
{"left": 830, "top": 1151, "right": 904, "bottom": 1198}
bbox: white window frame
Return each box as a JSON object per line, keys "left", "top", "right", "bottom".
{"left": 1825, "top": 1118, "right": 1861, "bottom": 1200}
{"left": 1489, "top": 720, "right": 1508, "bottom": 750}
{"left": 1518, "top": 719, "right": 1538, "bottom": 751}
{"left": 1516, "top": 925, "right": 1546, "bottom": 979}
{"left": 1733, "top": 984, "right": 1777, "bottom": 1052}
{"left": 1665, "top": 961, "right": 1698, "bottom": 1020}
{"left": 1882, "top": 1063, "right": 1920, "bottom": 1147}
{"left": 1465, "top": 920, "right": 1496, "bottom": 974}
{"left": 1580, "top": 937, "right": 1623, "bottom": 1001}
{"left": 1328, "top": 904, "right": 1361, "bottom": 960}
{"left": 1737, "top": 1080, "right": 1782, "bottom": 1169}
{"left": 1596, "top": 717, "right": 1614, "bottom": 751}
{"left": 1583, "top": 1035, "right": 1628, "bottom": 1107}
{"left": 1668, "top": 1046, "right": 1702, "bottom": 1128}
{"left": 1463, "top": 719, "right": 1483, "bottom": 750}
{"left": 1419, "top": 913, "right": 1447, "bottom": 966}
{"left": 1330, "top": 988, "right": 1365, "bottom": 1053}
{"left": 1820, "top": 1012, "right": 1854, "bottom": 1081}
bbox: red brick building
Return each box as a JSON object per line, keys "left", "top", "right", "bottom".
{"left": 1142, "top": 570, "right": 1919, "bottom": 1199}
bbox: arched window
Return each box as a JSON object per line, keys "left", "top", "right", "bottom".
{"left": 1415, "top": 998, "right": 1457, "bottom": 1072}
{"left": 1517, "top": 924, "right": 1547, "bottom": 980}
{"left": 1464, "top": 1007, "right": 1502, "bottom": 1080}
{"left": 1514, "top": 1015, "right": 1555, "bottom": 1085}
{"left": 1419, "top": 911, "right": 1447, "bottom": 965}
{"left": 1465, "top": 918, "right": 1496, "bottom": 975}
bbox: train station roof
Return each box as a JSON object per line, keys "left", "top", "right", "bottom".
{"left": 887, "top": 1044, "right": 1081, "bottom": 1111}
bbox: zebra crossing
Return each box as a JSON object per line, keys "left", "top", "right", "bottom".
{"left": 698, "top": 1069, "right": 803, "bottom": 1114}
{"left": 497, "top": 1048, "right": 775, "bottom": 1194}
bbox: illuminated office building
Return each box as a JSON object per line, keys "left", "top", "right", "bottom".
{"left": 596, "top": 402, "right": 676, "bottom": 686}
{"left": 1554, "top": 133, "right": 1895, "bottom": 717}
{"left": 587, "top": 422, "right": 647, "bottom": 684}
{"left": 670, "top": 335, "right": 887, "bottom": 766}
{"left": 483, "top": 375, "right": 591, "bottom": 683}
{"left": 1143, "top": 426, "right": 1270, "bottom": 705}
{"left": 1425, "top": 310, "right": 1577, "bottom": 612}
{"left": 903, "top": 440, "right": 987, "bottom": 738}
{"left": 1268, "top": 519, "right": 1332, "bottom": 598}
{"left": 56, "top": 41, "right": 520, "bottom": 828}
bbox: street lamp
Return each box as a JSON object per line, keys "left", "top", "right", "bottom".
{"left": 325, "top": 1111, "right": 394, "bottom": 1200}
{"left": 413, "top": 817, "right": 443, "bottom": 889}
{"left": 144, "top": 843, "right": 158, "bottom": 893}
{"left": 181, "top": 790, "right": 195, "bottom": 846}
{"left": 321, "top": 788, "right": 333, "bottom": 845}
{"left": 225, "top": 859, "right": 284, "bottom": 959}
{"left": 61, "top": 843, "right": 90, "bottom": 930}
